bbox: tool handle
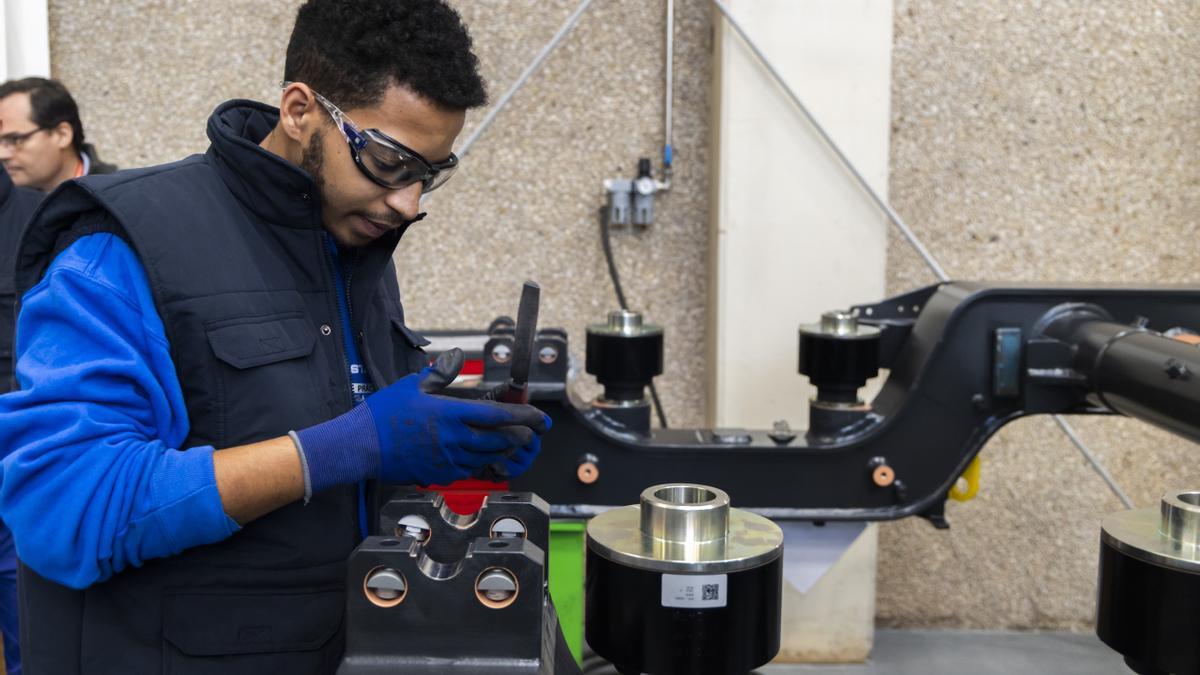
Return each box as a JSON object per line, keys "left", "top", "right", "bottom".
{"left": 474, "top": 382, "right": 530, "bottom": 482}
{"left": 478, "top": 380, "right": 529, "bottom": 405}
{"left": 501, "top": 382, "right": 529, "bottom": 405}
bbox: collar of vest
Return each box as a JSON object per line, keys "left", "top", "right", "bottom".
{"left": 206, "top": 99, "right": 327, "bottom": 230}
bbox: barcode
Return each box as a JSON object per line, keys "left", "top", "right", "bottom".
{"left": 662, "top": 573, "right": 727, "bottom": 608}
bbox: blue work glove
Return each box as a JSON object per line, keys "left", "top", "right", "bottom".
{"left": 289, "top": 348, "right": 550, "bottom": 501}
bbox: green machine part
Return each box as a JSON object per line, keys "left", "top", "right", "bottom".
{"left": 549, "top": 520, "right": 586, "bottom": 663}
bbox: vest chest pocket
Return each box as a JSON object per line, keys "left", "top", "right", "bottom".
{"left": 207, "top": 314, "right": 315, "bottom": 368}
{"left": 205, "top": 314, "right": 323, "bottom": 445}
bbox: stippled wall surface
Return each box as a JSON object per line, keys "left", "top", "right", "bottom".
{"left": 47, "top": 0, "right": 711, "bottom": 427}
{"left": 881, "top": 0, "right": 1200, "bottom": 628}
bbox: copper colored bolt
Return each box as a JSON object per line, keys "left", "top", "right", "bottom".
{"left": 577, "top": 462, "right": 599, "bottom": 484}
{"left": 872, "top": 464, "right": 895, "bottom": 487}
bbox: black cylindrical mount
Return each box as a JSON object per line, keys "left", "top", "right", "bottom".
{"left": 1097, "top": 491, "right": 1200, "bottom": 675}
{"left": 1097, "top": 539, "right": 1200, "bottom": 675}
{"left": 798, "top": 311, "right": 881, "bottom": 404}
{"left": 585, "top": 484, "right": 783, "bottom": 675}
{"left": 586, "top": 549, "right": 781, "bottom": 675}
{"left": 1043, "top": 308, "right": 1200, "bottom": 443}
{"left": 586, "top": 310, "right": 664, "bottom": 403}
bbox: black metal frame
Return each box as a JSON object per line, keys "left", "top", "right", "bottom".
{"left": 434, "top": 282, "right": 1200, "bottom": 526}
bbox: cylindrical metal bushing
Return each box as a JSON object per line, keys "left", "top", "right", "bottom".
{"left": 1097, "top": 489, "right": 1200, "bottom": 674}
{"left": 586, "top": 484, "right": 783, "bottom": 675}
{"left": 586, "top": 310, "right": 665, "bottom": 403}
{"left": 798, "top": 311, "right": 881, "bottom": 404}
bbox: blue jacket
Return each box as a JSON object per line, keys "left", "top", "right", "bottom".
{"left": 0, "top": 232, "right": 237, "bottom": 587}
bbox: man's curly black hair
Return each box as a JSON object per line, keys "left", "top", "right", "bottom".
{"left": 284, "top": 0, "right": 487, "bottom": 111}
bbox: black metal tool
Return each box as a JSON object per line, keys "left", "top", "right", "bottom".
{"left": 480, "top": 280, "right": 540, "bottom": 405}
{"left": 477, "top": 281, "right": 540, "bottom": 482}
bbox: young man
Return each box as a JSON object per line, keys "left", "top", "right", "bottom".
{"left": 0, "top": 78, "right": 116, "bottom": 192}
{"left": 0, "top": 1, "right": 550, "bottom": 673}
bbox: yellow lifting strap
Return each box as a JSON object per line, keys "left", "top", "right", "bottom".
{"left": 948, "top": 456, "right": 982, "bottom": 502}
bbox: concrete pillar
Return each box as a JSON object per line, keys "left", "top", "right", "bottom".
{"left": 710, "top": 0, "right": 893, "bottom": 662}
{"left": 709, "top": 0, "right": 893, "bottom": 430}
{"left": 2, "top": 1, "right": 50, "bottom": 80}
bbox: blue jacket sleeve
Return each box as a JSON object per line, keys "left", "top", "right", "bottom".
{"left": 0, "top": 233, "right": 240, "bottom": 589}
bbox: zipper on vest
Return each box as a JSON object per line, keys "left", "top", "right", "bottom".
{"left": 340, "top": 246, "right": 380, "bottom": 395}
{"left": 345, "top": 249, "right": 359, "bottom": 335}
{"left": 322, "top": 233, "right": 355, "bottom": 411}
{"left": 322, "top": 233, "right": 371, "bottom": 539}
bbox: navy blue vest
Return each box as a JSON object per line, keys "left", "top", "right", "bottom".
{"left": 13, "top": 101, "right": 428, "bottom": 674}
{"left": 0, "top": 168, "right": 42, "bottom": 393}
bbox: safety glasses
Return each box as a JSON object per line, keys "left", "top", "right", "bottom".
{"left": 284, "top": 82, "right": 459, "bottom": 193}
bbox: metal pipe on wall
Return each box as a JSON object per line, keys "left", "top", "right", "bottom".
{"left": 663, "top": 0, "right": 674, "bottom": 184}
{"left": 456, "top": 0, "right": 597, "bottom": 161}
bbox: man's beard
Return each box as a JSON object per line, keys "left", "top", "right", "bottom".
{"left": 299, "top": 129, "right": 427, "bottom": 235}
{"left": 300, "top": 127, "right": 325, "bottom": 192}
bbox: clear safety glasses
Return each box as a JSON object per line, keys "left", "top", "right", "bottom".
{"left": 284, "top": 82, "right": 459, "bottom": 193}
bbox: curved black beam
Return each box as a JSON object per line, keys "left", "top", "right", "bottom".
{"left": 506, "top": 283, "right": 1200, "bottom": 522}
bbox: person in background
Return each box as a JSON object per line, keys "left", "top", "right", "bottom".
{"left": 0, "top": 77, "right": 117, "bottom": 192}
{"left": 0, "top": 164, "right": 41, "bottom": 675}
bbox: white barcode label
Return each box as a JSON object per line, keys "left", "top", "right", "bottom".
{"left": 661, "top": 573, "right": 728, "bottom": 608}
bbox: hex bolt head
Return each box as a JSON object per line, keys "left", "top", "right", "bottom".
{"left": 490, "top": 517, "right": 527, "bottom": 539}
{"left": 492, "top": 343, "right": 512, "bottom": 364}
{"left": 365, "top": 568, "right": 406, "bottom": 602}
{"left": 768, "top": 419, "right": 796, "bottom": 444}
{"left": 1166, "top": 358, "right": 1192, "bottom": 381}
{"left": 538, "top": 346, "right": 559, "bottom": 364}
{"left": 396, "top": 515, "right": 431, "bottom": 543}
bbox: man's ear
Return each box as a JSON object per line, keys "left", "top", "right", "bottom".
{"left": 51, "top": 121, "right": 74, "bottom": 151}
{"left": 278, "top": 83, "right": 319, "bottom": 143}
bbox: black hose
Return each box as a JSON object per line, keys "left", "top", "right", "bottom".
{"left": 598, "top": 207, "right": 669, "bottom": 429}
{"left": 598, "top": 206, "right": 628, "bottom": 309}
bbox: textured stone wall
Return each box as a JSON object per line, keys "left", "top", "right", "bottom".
{"left": 882, "top": 0, "right": 1200, "bottom": 628}
{"left": 47, "top": 0, "right": 711, "bottom": 427}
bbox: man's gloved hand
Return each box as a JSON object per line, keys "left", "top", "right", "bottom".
{"left": 289, "top": 348, "right": 550, "bottom": 501}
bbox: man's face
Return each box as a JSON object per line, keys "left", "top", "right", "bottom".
{"left": 304, "top": 84, "right": 465, "bottom": 248}
{"left": 0, "top": 92, "right": 73, "bottom": 191}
